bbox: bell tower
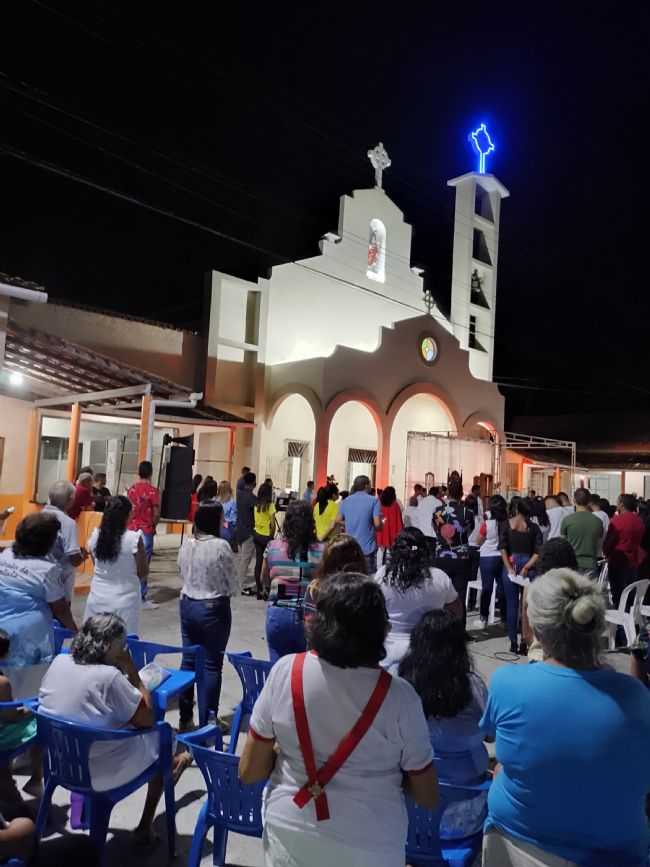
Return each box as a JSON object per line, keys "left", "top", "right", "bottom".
{"left": 447, "top": 125, "right": 510, "bottom": 382}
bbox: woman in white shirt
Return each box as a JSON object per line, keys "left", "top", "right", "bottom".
{"left": 544, "top": 495, "right": 565, "bottom": 540}
{"left": 478, "top": 495, "right": 508, "bottom": 628}
{"left": 85, "top": 496, "right": 147, "bottom": 636}
{"left": 0, "top": 513, "right": 77, "bottom": 699}
{"left": 177, "top": 504, "right": 238, "bottom": 730}
{"left": 39, "top": 614, "right": 190, "bottom": 847}
{"left": 375, "top": 527, "right": 462, "bottom": 671}
{"left": 240, "top": 572, "right": 438, "bottom": 867}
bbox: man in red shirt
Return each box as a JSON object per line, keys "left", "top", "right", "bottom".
{"left": 68, "top": 473, "right": 94, "bottom": 520}
{"left": 127, "top": 460, "right": 161, "bottom": 609}
{"left": 603, "top": 493, "right": 646, "bottom": 608}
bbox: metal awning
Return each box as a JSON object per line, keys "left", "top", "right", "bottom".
{"left": 4, "top": 323, "right": 249, "bottom": 425}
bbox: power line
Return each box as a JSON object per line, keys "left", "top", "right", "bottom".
{"left": 0, "top": 141, "right": 292, "bottom": 261}
{"left": 1, "top": 141, "right": 500, "bottom": 342}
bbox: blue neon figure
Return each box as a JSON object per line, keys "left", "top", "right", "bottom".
{"left": 470, "top": 123, "right": 495, "bottom": 174}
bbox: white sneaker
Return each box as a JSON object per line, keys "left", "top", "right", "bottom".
{"left": 142, "top": 600, "right": 159, "bottom": 610}
{"left": 479, "top": 617, "right": 488, "bottom": 628}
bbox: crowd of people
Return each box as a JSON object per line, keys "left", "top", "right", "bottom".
{"left": 2, "top": 466, "right": 650, "bottom": 866}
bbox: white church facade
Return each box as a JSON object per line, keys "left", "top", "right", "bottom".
{"left": 204, "top": 144, "right": 509, "bottom": 497}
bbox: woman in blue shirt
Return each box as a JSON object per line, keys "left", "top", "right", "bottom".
{"left": 481, "top": 567, "right": 650, "bottom": 867}
{"left": 399, "top": 609, "right": 489, "bottom": 839}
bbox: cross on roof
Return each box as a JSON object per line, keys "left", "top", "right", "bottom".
{"left": 469, "top": 124, "right": 495, "bottom": 175}
{"left": 367, "top": 142, "right": 391, "bottom": 189}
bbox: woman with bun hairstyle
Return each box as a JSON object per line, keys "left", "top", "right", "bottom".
{"left": 375, "top": 527, "right": 462, "bottom": 671}
{"left": 481, "top": 568, "right": 650, "bottom": 867}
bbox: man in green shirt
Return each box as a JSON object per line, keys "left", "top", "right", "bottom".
{"left": 560, "top": 488, "right": 603, "bottom": 574}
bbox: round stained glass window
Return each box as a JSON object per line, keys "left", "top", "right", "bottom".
{"left": 420, "top": 335, "right": 438, "bottom": 364}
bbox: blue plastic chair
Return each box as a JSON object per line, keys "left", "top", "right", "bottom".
{"left": 0, "top": 698, "right": 38, "bottom": 766}
{"left": 226, "top": 652, "right": 273, "bottom": 753}
{"left": 34, "top": 710, "right": 176, "bottom": 864}
{"left": 52, "top": 622, "right": 75, "bottom": 654}
{"left": 406, "top": 777, "right": 492, "bottom": 866}
{"left": 177, "top": 725, "right": 265, "bottom": 867}
{"left": 126, "top": 637, "right": 207, "bottom": 725}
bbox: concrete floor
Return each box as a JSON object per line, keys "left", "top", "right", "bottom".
{"left": 13, "top": 535, "right": 631, "bottom": 867}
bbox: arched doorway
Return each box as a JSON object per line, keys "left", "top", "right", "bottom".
{"left": 264, "top": 393, "right": 316, "bottom": 494}
{"left": 389, "top": 393, "right": 456, "bottom": 501}
{"left": 328, "top": 401, "right": 380, "bottom": 491}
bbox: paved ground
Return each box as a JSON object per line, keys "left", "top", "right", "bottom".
{"left": 13, "top": 535, "right": 630, "bottom": 867}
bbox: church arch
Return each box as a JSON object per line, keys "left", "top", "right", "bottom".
{"left": 386, "top": 386, "right": 457, "bottom": 499}
{"left": 264, "top": 392, "right": 317, "bottom": 494}
{"left": 321, "top": 389, "right": 386, "bottom": 490}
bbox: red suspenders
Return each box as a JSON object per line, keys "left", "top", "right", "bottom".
{"left": 290, "top": 652, "right": 392, "bottom": 821}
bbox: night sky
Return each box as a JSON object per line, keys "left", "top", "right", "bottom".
{"left": 1, "top": 3, "right": 649, "bottom": 420}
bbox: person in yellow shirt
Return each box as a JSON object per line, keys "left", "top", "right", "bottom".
{"left": 253, "top": 483, "right": 277, "bottom": 599}
{"left": 313, "top": 484, "right": 340, "bottom": 542}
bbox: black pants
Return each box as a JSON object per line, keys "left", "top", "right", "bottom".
{"left": 467, "top": 547, "right": 481, "bottom": 608}
{"left": 609, "top": 561, "right": 636, "bottom": 609}
{"left": 254, "top": 532, "right": 272, "bottom": 596}
{"left": 432, "top": 556, "right": 471, "bottom": 627}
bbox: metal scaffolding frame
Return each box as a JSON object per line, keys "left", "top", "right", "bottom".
{"left": 505, "top": 432, "right": 577, "bottom": 492}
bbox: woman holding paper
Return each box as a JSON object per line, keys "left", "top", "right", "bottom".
{"left": 499, "top": 497, "right": 542, "bottom": 655}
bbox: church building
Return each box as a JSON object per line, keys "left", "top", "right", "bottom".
{"left": 205, "top": 142, "right": 509, "bottom": 496}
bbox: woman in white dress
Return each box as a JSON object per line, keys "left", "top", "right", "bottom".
{"left": 84, "top": 496, "right": 147, "bottom": 635}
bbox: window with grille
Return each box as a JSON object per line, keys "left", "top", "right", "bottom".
{"left": 287, "top": 440, "right": 308, "bottom": 458}
{"left": 348, "top": 448, "right": 377, "bottom": 464}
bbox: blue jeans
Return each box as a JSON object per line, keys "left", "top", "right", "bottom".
{"left": 141, "top": 532, "right": 154, "bottom": 600}
{"left": 266, "top": 605, "right": 306, "bottom": 664}
{"left": 479, "top": 557, "right": 505, "bottom": 621}
{"left": 502, "top": 553, "right": 535, "bottom": 644}
{"left": 365, "top": 551, "right": 377, "bottom": 575}
{"left": 179, "top": 595, "right": 232, "bottom": 724}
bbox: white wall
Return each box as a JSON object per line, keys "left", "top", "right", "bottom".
{"left": 0, "top": 395, "right": 32, "bottom": 493}
{"left": 328, "top": 402, "right": 378, "bottom": 490}
{"left": 263, "top": 394, "right": 315, "bottom": 492}
{"left": 389, "top": 394, "right": 455, "bottom": 499}
{"left": 196, "top": 430, "right": 230, "bottom": 481}
{"left": 624, "top": 471, "right": 646, "bottom": 497}
{"left": 265, "top": 188, "right": 428, "bottom": 366}
{"left": 10, "top": 302, "right": 200, "bottom": 387}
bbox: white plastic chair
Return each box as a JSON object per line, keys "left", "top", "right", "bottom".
{"left": 595, "top": 559, "right": 609, "bottom": 591}
{"left": 604, "top": 579, "right": 650, "bottom": 649}
{"left": 466, "top": 569, "right": 497, "bottom": 625}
